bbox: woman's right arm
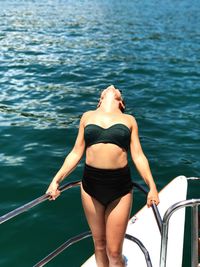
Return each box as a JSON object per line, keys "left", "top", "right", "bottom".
{"left": 46, "top": 113, "right": 87, "bottom": 200}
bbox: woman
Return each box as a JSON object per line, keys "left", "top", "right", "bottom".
{"left": 46, "top": 85, "right": 159, "bottom": 267}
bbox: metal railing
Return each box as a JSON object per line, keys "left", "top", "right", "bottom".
{"left": 0, "top": 180, "right": 81, "bottom": 225}
{"left": 160, "top": 198, "right": 200, "bottom": 267}
{"left": 33, "top": 231, "right": 92, "bottom": 267}
{"left": 0, "top": 179, "right": 162, "bottom": 266}
{"left": 1, "top": 177, "right": 199, "bottom": 266}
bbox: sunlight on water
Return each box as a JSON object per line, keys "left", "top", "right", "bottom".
{"left": 0, "top": 0, "right": 199, "bottom": 266}
{"left": 0, "top": 153, "right": 26, "bottom": 166}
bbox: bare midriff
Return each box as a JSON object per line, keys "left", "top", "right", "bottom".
{"left": 85, "top": 143, "right": 128, "bottom": 169}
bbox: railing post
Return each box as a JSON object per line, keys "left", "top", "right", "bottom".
{"left": 191, "top": 205, "right": 199, "bottom": 267}
{"left": 160, "top": 221, "right": 169, "bottom": 267}
{"left": 160, "top": 199, "right": 200, "bottom": 267}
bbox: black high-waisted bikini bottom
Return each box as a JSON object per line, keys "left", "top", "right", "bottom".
{"left": 82, "top": 164, "right": 133, "bottom": 207}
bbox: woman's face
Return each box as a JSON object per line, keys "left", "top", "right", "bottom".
{"left": 98, "top": 85, "right": 125, "bottom": 112}
{"left": 100, "top": 85, "right": 122, "bottom": 101}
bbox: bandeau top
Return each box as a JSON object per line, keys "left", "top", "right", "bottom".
{"left": 84, "top": 123, "right": 131, "bottom": 151}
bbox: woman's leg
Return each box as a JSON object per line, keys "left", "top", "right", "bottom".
{"left": 81, "top": 184, "right": 109, "bottom": 267}
{"left": 105, "top": 192, "right": 132, "bottom": 267}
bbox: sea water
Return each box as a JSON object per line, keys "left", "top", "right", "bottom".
{"left": 0, "top": 0, "right": 199, "bottom": 266}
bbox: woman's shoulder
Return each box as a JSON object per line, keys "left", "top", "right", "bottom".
{"left": 123, "top": 113, "right": 137, "bottom": 123}
{"left": 82, "top": 110, "right": 96, "bottom": 118}
{"left": 80, "top": 110, "right": 96, "bottom": 124}
{"left": 123, "top": 114, "right": 138, "bottom": 130}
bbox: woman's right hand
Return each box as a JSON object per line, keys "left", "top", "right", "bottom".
{"left": 46, "top": 181, "right": 61, "bottom": 200}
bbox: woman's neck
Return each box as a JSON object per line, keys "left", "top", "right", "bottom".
{"left": 98, "top": 98, "right": 121, "bottom": 114}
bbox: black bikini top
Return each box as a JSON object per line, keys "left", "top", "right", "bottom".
{"left": 84, "top": 123, "right": 131, "bottom": 151}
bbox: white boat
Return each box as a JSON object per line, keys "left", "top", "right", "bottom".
{"left": 0, "top": 176, "right": 199, "bottom": 267}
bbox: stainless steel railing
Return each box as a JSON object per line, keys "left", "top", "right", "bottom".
{"left": 33, "top": 231, "right": 92, "bottom": 267}
{"left": 0, "top": 180, "right": 81, "bottom": 225}
{"left": 1, "top": 177, "right": 199, "bottom": 266}
{"left": 160, "top": 198, "right": 200, "bottom": 267}
{"left": 0, "top": 179, "right": 162, "bottom": 266}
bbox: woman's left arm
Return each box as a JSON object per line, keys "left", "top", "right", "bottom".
{"left": 129, "top": 116, "right": 160, "bottom": 207}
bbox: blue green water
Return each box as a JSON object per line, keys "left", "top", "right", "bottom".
{"left": 0, "top": 0, "right": 199, "bottom": 266}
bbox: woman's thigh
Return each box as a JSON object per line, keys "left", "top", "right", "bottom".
{"left": 81, "top": 184, "right": 106, "bottom": 242}
{"left": 105, "top": 192, "right": 133, "bottom": 252}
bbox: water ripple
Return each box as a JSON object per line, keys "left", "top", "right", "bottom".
{"left": 0, "top": 153, "right": 25, "bottom": 166}
{"left": 0, "top": 1, "right": 199, "bottom": 266}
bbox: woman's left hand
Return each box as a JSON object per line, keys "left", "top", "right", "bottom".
{"left": 147, "top": 189, "right": 160, "bottom": 207}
